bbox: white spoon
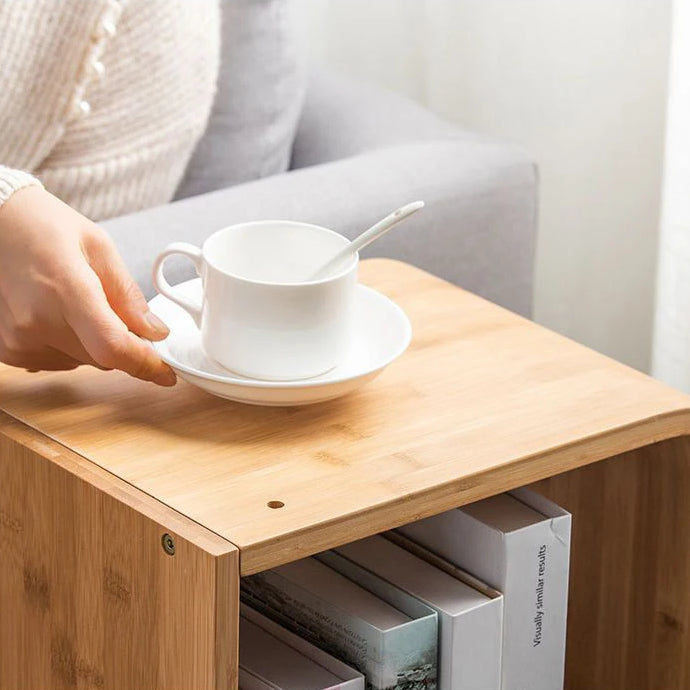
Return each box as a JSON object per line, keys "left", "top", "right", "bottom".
{"left": 310, "top": 200, "right": 425, "bottom": 280}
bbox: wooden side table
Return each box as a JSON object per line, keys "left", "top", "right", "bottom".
{"left": 1, "top": 259, "right": 689, "bottom": 690}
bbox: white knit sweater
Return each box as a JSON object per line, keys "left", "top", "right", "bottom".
{"left": 0, "top": 0, "right": 219, "bottom": 220}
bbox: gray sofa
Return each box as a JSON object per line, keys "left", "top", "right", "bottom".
{"left": 104, "top": 68, "right": 537, "bottom": 316}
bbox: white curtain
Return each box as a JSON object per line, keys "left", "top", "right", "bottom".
{"left": 652, "top": 0, "right": 690, "bottom": 389}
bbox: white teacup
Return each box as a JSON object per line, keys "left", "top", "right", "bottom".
{"left": 152, "top": 221, "right": 358, "bottom": 381}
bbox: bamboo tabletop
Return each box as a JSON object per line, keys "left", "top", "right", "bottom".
{"left": 1, "top": 259, "right": 689, "bottom": 574}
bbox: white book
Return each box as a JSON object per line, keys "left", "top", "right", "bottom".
{"left": 239, "top": 604, "right": 364, "bottom": 690}
{"left": 242, "top": 556, "right": 438, "bottom": 690}
{"left": 332, "top": 533, "right": 503, "bottom": 690}
{"left": 398, "top": 488, "right": 571, "bottom": 690}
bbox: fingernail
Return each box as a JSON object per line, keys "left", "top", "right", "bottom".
{"left": 145, "top": 310, "right": 169, "bottom": 335}
{"left": 154, "top": 368, "right": 177, "bottom": 387}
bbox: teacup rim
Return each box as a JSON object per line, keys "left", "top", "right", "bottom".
{"left": 202, "top": 219, "right": 358, "bottom": 287}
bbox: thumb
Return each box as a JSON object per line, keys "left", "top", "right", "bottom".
{"left": 84, "top": 227, "right": 169, "bottom": 341}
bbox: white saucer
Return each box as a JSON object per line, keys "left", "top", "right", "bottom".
{"left": 147, "top": 279, "right": 412, "bottom": 406}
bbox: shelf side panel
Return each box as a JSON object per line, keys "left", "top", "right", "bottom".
{"left": 532, "top": 435, "right": 690, "bottom": 690}
{"left": 0, "top": 416, "right": 239, "bottom": 690}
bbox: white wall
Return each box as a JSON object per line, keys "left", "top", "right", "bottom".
{"left": 296, "top": 0, "right": 671, "bottom": 371}
{"left": 653, "top": 0, "right": 690, "bottom": 389}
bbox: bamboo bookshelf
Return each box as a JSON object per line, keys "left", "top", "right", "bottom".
{"left": 1, "top": 260, "right": 689, "bottom": 689}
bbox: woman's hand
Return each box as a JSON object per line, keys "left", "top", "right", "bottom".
{"left": 0, "top": 186, "right": 176, "bottom": 386}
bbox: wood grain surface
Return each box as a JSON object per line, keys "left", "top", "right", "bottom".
{"left": 0, "top": 412, "right": 239, "bottom": 690}
{"left": 533, "top": 436, "right": 690, "bottom": 690}
{"left": 0, "top": 259, "right": 689, "bottom": 574}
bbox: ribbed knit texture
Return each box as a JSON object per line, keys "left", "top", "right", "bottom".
{"left": 0, "top": 0, "right": 219, "bottom": 220}
{"left": 0, "top": 166, "right": 43, "bottom": 205}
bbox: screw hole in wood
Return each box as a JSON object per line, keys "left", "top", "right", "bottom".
{"left": 267, "top": 500, "right": 285, "bottom": 509}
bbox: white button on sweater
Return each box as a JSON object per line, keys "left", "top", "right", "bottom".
{"left": 0, "top": 0, "right": 219, "bottom": 221}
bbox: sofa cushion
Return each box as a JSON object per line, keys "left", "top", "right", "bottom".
{"left": 174, "top": 0, "right": 306, "bottom": 199}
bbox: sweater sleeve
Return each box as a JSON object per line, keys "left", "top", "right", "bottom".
{"left": 0, "top": 165, "right": 43, "bottom": 207}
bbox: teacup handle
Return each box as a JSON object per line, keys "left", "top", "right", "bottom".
{"left": 152, "top": 242, "right": 204, "bottom": 328}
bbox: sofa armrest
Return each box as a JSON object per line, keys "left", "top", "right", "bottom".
{"left": 104, "top": 137, "right": 537, "bottom": 316}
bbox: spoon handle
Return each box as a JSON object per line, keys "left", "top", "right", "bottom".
{"left": 311, "top": 201, "right": 424, "bottom": 280}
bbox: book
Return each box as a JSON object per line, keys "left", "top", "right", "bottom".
{"left": 331, "top": 533, "right": 503, "bottom": 690}
{"left": 239, "top": 603, "right": 364, "bottom": 690}
{"left": 241, "top": 556, "right": 438, "bottom": 690}
{"left": 397, "top": 488, "right": 571, "bottom": 690}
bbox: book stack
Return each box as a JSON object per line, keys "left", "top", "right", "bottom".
{"left": 239, "top": 488, "right": 571, "bottom": 690}
{"left": 241, "top": 556, "right": 438, "bottom": 690}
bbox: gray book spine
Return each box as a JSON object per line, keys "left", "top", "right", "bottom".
{"left": 316, "top": 551, "right": 438, "bottom": 690}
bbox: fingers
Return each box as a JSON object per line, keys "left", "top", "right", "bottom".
{"left": 84, "top": 228, "right": 170, "bottom": 342}
{"left": 62, "top": 268, "right": 177, "bottom": 386}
